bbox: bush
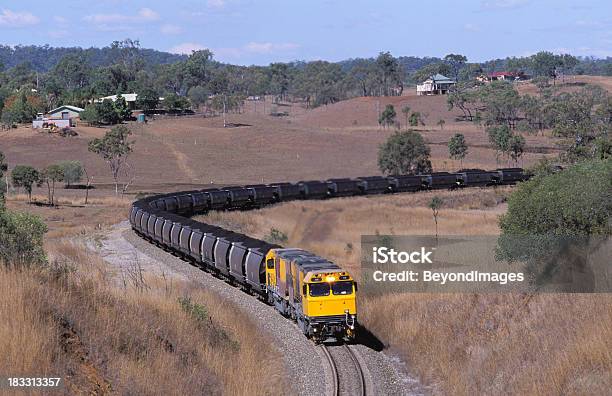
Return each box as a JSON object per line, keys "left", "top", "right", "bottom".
{"left": 497, "top": 159, "right": 611, "bottom": 287}
{"left": 58, "top": 160, "right": 84, "bottom": 187}
{"left": 0, "top": 210, "right": 47, "bottom": 267}
{"left": 264, "top": 228, "right": 288, "bottom": 244}
{"left": 378, "top": 130, "right": 432, "bottom": 175}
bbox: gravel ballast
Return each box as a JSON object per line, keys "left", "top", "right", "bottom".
{"left": 91, "top": 221, "right": 428, "bottom": 395}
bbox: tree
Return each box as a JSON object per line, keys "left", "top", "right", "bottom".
{"left": 98, "top": 99, "right": 120, "bottom": 124}
{"left": 437, "top": 119, "right": 446, "bottom": 130}
{"left": 137, "top": 88, "right": 160, "bottom": 114}
{"left": 0, "top": 151, "right": 7, "bottom": 209}
{"left": 428, "top": 196, "right": 443, "bottom": 239}
{"left": 448, "top": 133, "right": 468, "bottom": 166}
{"left": 375, "top": 52, "right": 403, "bottom": 96}
{"left": 378, "top": 104, "right": 396, "bottom": 128}
{"left": 114, "top": 95, "right": 132, "bottom": 121}
{"left": 164, "top": 93, "right": 191, "bottom": 113}
{"left": 58, "top": 160, "right": 84, "bottom": 187}
{"left": 80, "top": 104, "right": 101, "bottom": 126}
{"left": 409, "top": 111, "right": 424, "bottom": 126}
{"left": 185, "top": 49, "right": 214, "bottom": 87}
{"left": 378, "top": 130, "right": 432, "bottom": 175}
{"left": 497, "top": 160, "right": 611, "bottom": 288}
{"left": 88, "top": 125, "right": 134, "bottom": 195}
{"left": 39, "top": 164, "right": 64, "bottom": 206}
{"left": 487, "top": 125, "right": 512, "bottom": 163}
{"left": 11, "top": 165, "right": 39, "bottom": 203}
{"left": 188, "top": 86, "right": 209, "bottom": 110}
{"left": 444, "top": 54, "right": 467, "bottom": 82}
{"left": 401, "top": 105, "right": 411, "bottom": 128}
{"left": 412, "top": 63, "right": 452, "bottom": 84}
{"left": 508, "top": 134, "right": 526, "bottom": 164}
{"left": 0, "top": 210, "right": 47, "bottom": 268}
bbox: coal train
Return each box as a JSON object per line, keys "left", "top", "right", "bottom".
{"left": 129, "top": 167, "right": 530, "bottom": 342}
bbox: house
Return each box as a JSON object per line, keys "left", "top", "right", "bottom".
{"left": 48, "top": 105, "right": 84, "bottom": 120}
{"left": 416, "top": 74, "right": 456, "bottom": 95}
{"left": 478, "top": 71, "right": 528, "bottom": 82}
{"left": 95, "top": 93, "right": 139, "bottom": 110}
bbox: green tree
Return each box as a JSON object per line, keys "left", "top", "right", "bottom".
{"left": 88, "top": 125, "right": 134, "bottom": 195}
{"left": 401, "top": 105, "right": 411, "bottom": 128}
{"left": 185, "top": 49, "right": 214, "bottom": 87}
{"left": 58, "top": 160, "right": 84, "bottom": 187}
{"left": 80, "top": 104, "right": 101, "bottom": 126}
{"left": 409, "top": 111, "right": 424, "bottom": 126}
{"left": 39, "top": 164, "right": 64, "bottom": 206}
{"left": 375, "top": 52, "right": 403, "bottom": 96}
{"left": 428, "top": 196, "right": 443, "bottom": 239}
{"left": 487, "top": 125, "right": 512, "bottom": 163}
{"left": 164, "top": 93, "right": 191, "bottom": 113}
{"left": 98, "top": 99, "right": 120, "bottom": 124}
{"left": 444, "top": 54, "right": 467, "bottom": 82}
{"left": 412, "top": 63, "right": 452, "bottom": 84}
{"left": 0, "top": 151, "right": 7, "bottom": 209}
{"left": 378, "top": 130, "right": 432, "bottom": 175}
{"left": 448, "top": 133, "right": 468, "bottom": 166}
{"left": 11, "top": 165, "right": 39, "bottom": 203}
{"left": 378, "top": 104, "right": 397, "bottom": 128}
{"left": 497, "top": 160, "right": 611, "bottom": 288}
{"left": 114, "top": 95, "right": 132, "bottom": 121}
{"left": 0, "top": 210, "right": 47, "bottom": 268}
{"left": 188, "top": 86, "right": 209, "bottom": 110}
{"left": 508, "top": 134, "right": 526, "bottom": 164}
{"left": 137, "top": 88, "right": 160, "bottom": 114}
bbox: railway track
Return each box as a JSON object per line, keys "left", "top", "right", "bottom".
{"left": 321, "top": 344, "right": 367, "bottom": 396}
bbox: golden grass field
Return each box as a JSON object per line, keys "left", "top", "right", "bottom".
{"left": 1, "top": 75, "right": 610, "bottom": 394}
{"left": 0, "top": 236, "right": 287, "bottom": 395}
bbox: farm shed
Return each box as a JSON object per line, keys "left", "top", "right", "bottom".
{"left": 47, "top": 105, "right": 84, "bottom": 119}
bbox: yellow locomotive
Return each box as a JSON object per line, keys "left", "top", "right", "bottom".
{"left": 265, "top": 248, "right": 357, "bottom": 342}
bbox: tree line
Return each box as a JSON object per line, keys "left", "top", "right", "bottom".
{"left": 2, "top": 40, "right": 611, "bottom": 126}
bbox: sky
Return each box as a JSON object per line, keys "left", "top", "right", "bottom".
{"left": 0, "top": 0, "right": 610, "bottom": 65}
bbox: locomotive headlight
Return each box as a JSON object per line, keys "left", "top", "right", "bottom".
{"left": 326, "top": 276, "right": 336, "bottom": 282}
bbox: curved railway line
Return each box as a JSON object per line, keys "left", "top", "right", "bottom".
{"left": 129, "top": 167, "right": 529, "bottom": 392}
{"left": 322, "top": 344, "right": 367, "bottom": 396}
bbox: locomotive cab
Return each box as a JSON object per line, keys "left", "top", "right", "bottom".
{"left": 265, "top": 248, "right": 357, "bottom": 342}
{"left": 302, "top": 271, "right": 357, "bottom": 342}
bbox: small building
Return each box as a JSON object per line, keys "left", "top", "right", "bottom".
{"left": 32, "top": 105, "right": 83, "bottom": 129}
{"left": 416, "top": 74, "right": 456, "bottom": 95}
{"left": 47, "top": 105, "right": 84, "bottom": 120}
{"left": 96, "top": 93, "right": 139, "bottom": 110}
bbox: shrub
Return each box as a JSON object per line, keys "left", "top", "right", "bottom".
{"left": 0, "top": 210, "right": 47, "bottom": 267}
{"left": 58, "top": 160, "right": 84, "bottom": 187}
{"left": 265, "top": 228, "right": 288, "bottom": 244}
{"left": 378, "top": 130, "right": 432, "bottom": 175}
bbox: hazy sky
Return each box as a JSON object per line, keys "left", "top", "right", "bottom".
{"left": 0, "top": 0, "right": 610, "bottom": 65}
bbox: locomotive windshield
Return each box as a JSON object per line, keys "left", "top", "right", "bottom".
{"left": 309, "top": 283, "right": 330, "bottom": 297}
{"left": 332, "top": 281, "right": 354, "bottom": 295}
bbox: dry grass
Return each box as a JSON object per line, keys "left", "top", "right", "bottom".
{"left": 0, "top": 240, "right": 287, "bottom": 395}
{"left": 196, "top": 189, "right": 612, "bottom": 395}
{"left": 6, "top": 194, "right": 130, "bottom": 240}
{"left": 196, "top": 188, "right": 511, "bottom": 274}
{"left": 360, "top": 293, "right": 612, "bottom": 395}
